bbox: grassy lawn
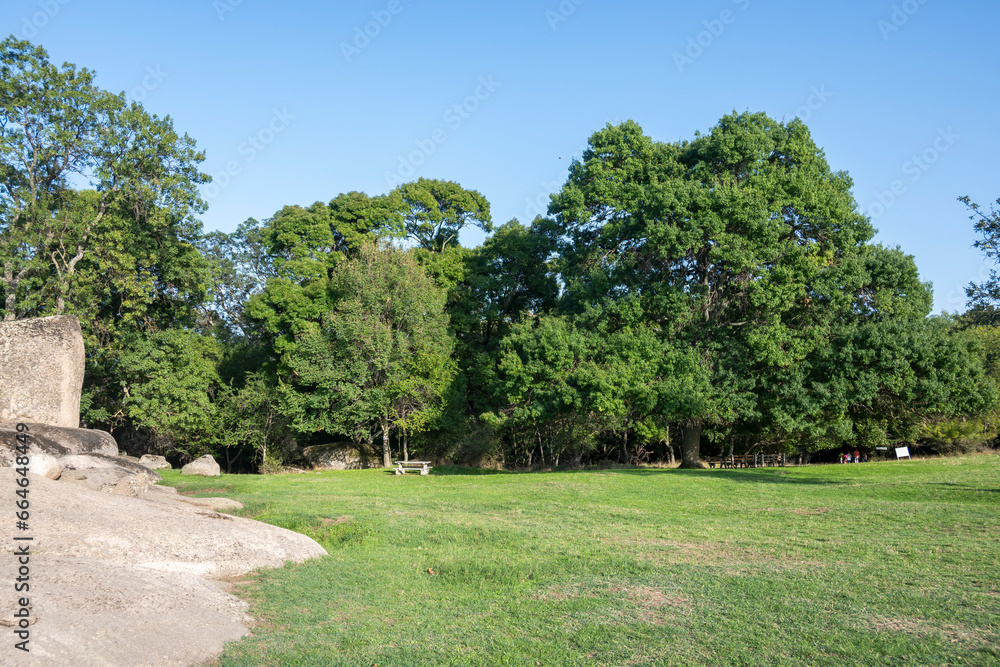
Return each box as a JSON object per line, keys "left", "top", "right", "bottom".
{"left": 161, "top": 455, "right": 1000, "bottom": 666}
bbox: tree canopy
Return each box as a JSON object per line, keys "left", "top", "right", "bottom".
{"left": 0, "top": 37, "right": 208, "bottom": 322}
{"left": 546, "top": 113, "right": 990, "bottom": 466}
{"left": 277, "top": 244, "right": 455, "bottom": 466}
{"left": 4, "top": 38, "right": 993, "bottom": 470}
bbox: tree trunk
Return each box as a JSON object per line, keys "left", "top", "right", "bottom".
{"left": 678, "top": 420, "right": 706, "bottom": 469}
{"left": 381, "top": 417, "right": 391, "bottom": 468}
{"left": 402, "top": 428, "right": 409, "bottom": 462}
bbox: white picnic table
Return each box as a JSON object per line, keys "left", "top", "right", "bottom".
{"left": 393, "top": 460, "right": 432, "bottom": 475}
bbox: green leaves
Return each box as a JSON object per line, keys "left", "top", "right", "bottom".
{"left": 960, "top": 196, "right": 1000, "bottom": 324}
{"left": 116, "top": 329, "right": 223, "bottom": 458}
{"left": 0, "top": 37, "right": 211, "bottom": 327}
{"left": 395, "top": 178, "right": 492, "bottom": 252}
{"left": 278, "top": 244, "right": 455, "bottom": 454}
{"left": 538, "top": 112, "right": 977, "bottom": 458}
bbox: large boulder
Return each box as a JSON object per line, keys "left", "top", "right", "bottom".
{"left": 181, "top": 454, "right": 221, "bottom": 476}
{"left": 0, "top": 422, "right": 118, "bottom": 457}
{"left": 0, "top": 315, "right": 85, "bottom": 427}
{"left": 303, "top": 442, "right": 373, "bottom": 470}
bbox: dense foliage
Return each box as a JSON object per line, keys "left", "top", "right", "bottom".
{"left": 3, "top": 38, "right": 996, "bottom": 470}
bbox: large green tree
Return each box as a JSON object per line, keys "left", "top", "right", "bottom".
{"left": 1, "top": 37, "right": 216, "bottom": 449}
{"left": 245, "top": 192, "right": 406, "bottom": 357}
{"left": 113, "top": 328, "right": 222, "bottom": 460}
{"left": 444, "top": 218, "right": 559, "bottom": 422}
{"left": 278, "top": 244, "right": 455, "bottom": 467}
{"left": 0, "top": 37, "right": 208, "bottom": 322}
{"left": 200, "top": 217, "right": 274, "bottom": 340}
{"left": 548, "top": 113, "right": 984, "bottom": 466}
{"left": 484, "top": 302, "right": 708, "bottom": 467}
{"left": 394, "top": 178, "right": 493, "bottom": 252}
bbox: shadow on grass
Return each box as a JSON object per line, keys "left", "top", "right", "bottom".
{"left": 430, "top": 465, "right": 838, "bottom": 485}
{"left": 430, "top": 465, "right": 514, "bottom": 476}
{"left": 929, "top": 482, "right": 1000, "bottom": 493}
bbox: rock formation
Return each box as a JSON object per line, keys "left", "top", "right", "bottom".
{"left": 0, "top": 469, "right": 327, "bottom": 666}
{"left": 303, "top": 442, "right": 374, "bottom": 469}
{"left": 0, "top": 422, "right": 117, "bottom": 457}
{"left": 58, "top": 453, "right": 163, "bottom": 492}
{"left": 0, "top": 315, "right": 85, "bottom": 427}
{"left": 0, "top": 317, "right": 328, "bottom": 665}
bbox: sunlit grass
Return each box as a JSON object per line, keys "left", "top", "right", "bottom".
{"left": 161, "top": 454, "right": 1000, "bottom": 666}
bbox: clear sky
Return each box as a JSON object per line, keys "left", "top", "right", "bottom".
{"left": 4, "top": 0, "right": 997, "bottom": 313}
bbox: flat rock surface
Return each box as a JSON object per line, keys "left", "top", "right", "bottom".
{"left": 0, "top": 469, "right": 327, "bottom": 666}
{"left": 57, "top": 453, "right": 162, "bottom": 493}
{"left": 0, "top": 556, "right": 250, "bottom": 667}
{"left": 145, "top": 484, "right": 245, "bottom": 511}
{"left": 4, "top": 470, "right": 323, "bottom": 579}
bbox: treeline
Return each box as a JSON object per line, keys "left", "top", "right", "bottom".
{"left": 3, "top": 37, "right": 998, "bottom": 471}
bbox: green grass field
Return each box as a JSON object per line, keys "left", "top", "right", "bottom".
{"left": 161, "top": 455, "right": 1000, "bottom": 666}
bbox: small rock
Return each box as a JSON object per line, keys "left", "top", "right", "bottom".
{"left": 30, "top": 451, "right": 63, "bottom": 480}
{"left": 111, "top": 472, "right": 151, "bottom": 499}
{"left": 139, "top": 454, "right": 172, "bottom": 470}
{"left": 0, "top": 443, "right": 62, "bottom": 479}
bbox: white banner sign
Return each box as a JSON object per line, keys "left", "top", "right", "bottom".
{"left": 895, "top": 446, "right": 911, "bottom": 460}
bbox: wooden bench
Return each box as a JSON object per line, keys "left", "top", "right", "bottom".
{"left": 759, "top": 453, "right": 786, "bottom": 467}
{"left": 393, "top": 460, "right": 432, "bottom": 475}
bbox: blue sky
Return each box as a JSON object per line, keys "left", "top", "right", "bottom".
{"left": 4, "top": 0, "right": 997, "bottom": 313}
